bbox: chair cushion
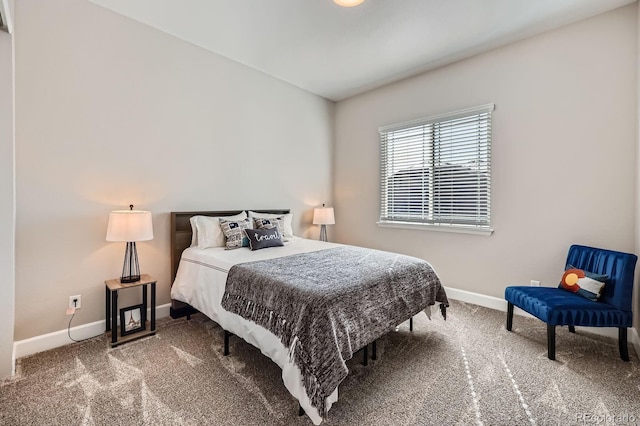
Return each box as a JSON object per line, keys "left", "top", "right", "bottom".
{"left": 505, "top": 286, "right": 632, "bottom": 327}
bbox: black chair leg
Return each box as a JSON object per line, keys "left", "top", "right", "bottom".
{"left": 568, "top": 325, "right": 575, "bottom": 333}
{"left": 409, "top": 317, "right": 413, "bottom": 331}
{"left": 298, "top": 404, "right": 304, "bottom": 416}
{"left": 506, "top": 303, "right": 514, "bottom": 331}
{"left": 224, "top": 330, "right": 230, "bottom": 356}
{"left": 547, "top": 324, "right": 556, "bottom": 360}
{"left": 619, "top": 328, "right": 629, "bottom": 362}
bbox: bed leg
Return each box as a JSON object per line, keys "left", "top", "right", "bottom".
{"left": 409, "top": 317, "right": 413, "bottom": 331}
{"left": 298, "top": 403, "right": 304, "bottom": 416}
{"left": 362, "top": 345, "right": 368, "bottom": 366}
{"left": 224, "top": 330, "right": 230, "bottom": 356}
{"left": 372, "top": 340, "right": 377, "bottom": 361}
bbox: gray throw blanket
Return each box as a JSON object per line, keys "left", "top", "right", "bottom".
{"left": 221, "top": 246, "right": 448, "bottom": 417}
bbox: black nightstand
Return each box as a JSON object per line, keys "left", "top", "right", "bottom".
{"left": 105, "top": 274, "right": 157, "bottom": 347}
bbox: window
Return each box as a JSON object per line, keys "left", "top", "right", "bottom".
{"left": 379, "top": 104, "right": 494, "bottom": 234}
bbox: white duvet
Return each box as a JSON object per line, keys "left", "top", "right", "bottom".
{"left": 170, "top": 237, "right": 342, "bottom": 425}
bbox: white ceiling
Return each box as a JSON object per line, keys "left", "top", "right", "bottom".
{"left": 89, "top": 0, "right": 636, "bottom": 101}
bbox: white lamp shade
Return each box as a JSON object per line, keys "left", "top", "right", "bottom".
{"left": 313, "top": 206, "right": 335, "bottom": 225}
{"left": 106, "top": 210, "right": 154, "bottom": 242}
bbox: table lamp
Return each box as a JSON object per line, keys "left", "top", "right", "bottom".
{"left": 106, "top": 205, "right": 153, "bottom": 283}
{"left": 313, "top": 204, "right": 335, "bottom": 242}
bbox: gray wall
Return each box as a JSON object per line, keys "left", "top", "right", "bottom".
{"left": 13, "top": 0, "right": 334, "bottom": 341}
{"left": 0, "top": 0, "right": 15, "bottom": 379}
{"left": 334, "top": 6, "right": 637, "bottom": 301}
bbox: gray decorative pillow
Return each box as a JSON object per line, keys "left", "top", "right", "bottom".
{"left": 244, "top": 227, "right": 284, "bottom": 251}
{"left": 253, "top": 217, "right": 288, "bottom": 242}
{"left": 219, "top": 218, "right": 252, "bottom": 249}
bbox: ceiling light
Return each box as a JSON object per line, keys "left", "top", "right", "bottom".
{"left": 333, "top": 0, "right": 365, "bottom": 7}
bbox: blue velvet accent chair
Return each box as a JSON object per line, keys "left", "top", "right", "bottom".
{"left": 505, "top": 245, "right": 637, "bottom": 361}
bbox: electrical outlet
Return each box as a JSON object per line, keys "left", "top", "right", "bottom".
{"left": 69, "top": 294, "right": 81, "bottom": 309}
{"left": 530, "top": 280, "right": 540, "bottom": 287}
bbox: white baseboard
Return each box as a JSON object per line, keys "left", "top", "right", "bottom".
{"left": 12, "top": 303, "right": 171, "bottom": 368}
{"left": 444, "top": 286, "right": 640, "bottom": 353}
{"left": 444, "top": 287, "right": 508, "bottom": 312}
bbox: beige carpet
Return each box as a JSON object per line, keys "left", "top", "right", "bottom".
{"left": 1, "top": 300, "right": 639, "bottom": 425}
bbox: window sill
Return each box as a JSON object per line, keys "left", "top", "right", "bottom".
{"left": 377, "top": 221, "right": 493, "bottom": 236}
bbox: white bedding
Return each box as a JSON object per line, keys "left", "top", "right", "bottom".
{"left": 170, "top": 237, "right": 342, "bottom": 425}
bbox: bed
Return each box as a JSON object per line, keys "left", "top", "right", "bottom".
{"left": 170, "top": 209, "right": 448, "bottom": 424}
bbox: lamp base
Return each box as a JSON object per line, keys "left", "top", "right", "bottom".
{"left": 319, "top": 225, "right": 328, "bottom": 242}
{"left": 120, "top": 242, "right": 141, "bottom": 284}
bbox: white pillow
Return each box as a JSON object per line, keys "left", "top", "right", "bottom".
{"left": 190, "top": 216, "right": 198, "bottom": 247}
{"left": 247, "top": 211, "right": 294, "bottom": 237}
{"left": 194, "top": 212, "right": 248, "bottom": 249}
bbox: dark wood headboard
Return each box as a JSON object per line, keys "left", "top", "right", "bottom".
{"left": 170, "top": 209, "right": 291, "bottom": 282}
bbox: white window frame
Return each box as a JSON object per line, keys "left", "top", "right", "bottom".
{"left": 378, "top": 104, "right": 494, "bottom": 236}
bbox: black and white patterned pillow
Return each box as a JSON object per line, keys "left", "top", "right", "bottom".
{"left": 244, "top": 227, "right": 284, "bottom": 251}
{"left": 253, "top": 217, "right": 288, "bottom": 241}
{"left": 219, "top": 218, "right": 252, "bottom": 249}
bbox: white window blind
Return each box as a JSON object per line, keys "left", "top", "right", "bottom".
{"left": 379, "top": 104, "right": 494, "bottom": 231}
